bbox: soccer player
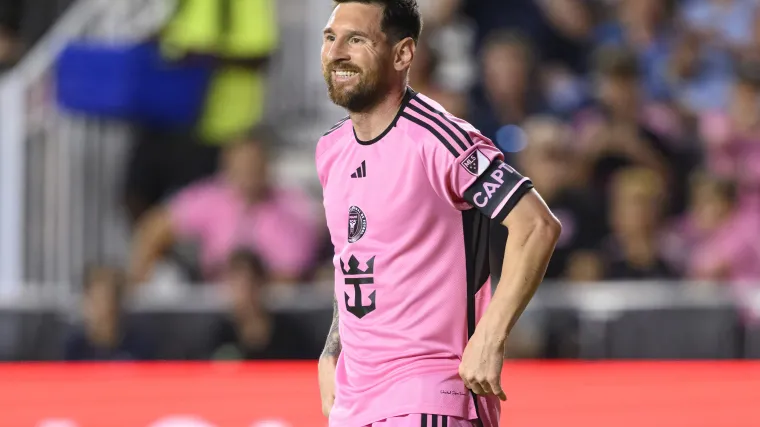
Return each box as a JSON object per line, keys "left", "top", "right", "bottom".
{"left": 315, "top": 1, "right": 561, "bottom": 426}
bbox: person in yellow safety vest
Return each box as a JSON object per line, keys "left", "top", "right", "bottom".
{"left": 159, "top": 0, "right": 278, "bottom": 145}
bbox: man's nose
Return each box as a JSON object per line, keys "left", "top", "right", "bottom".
{"left": 327, "top": 40, "right": 350, "bottom": 63}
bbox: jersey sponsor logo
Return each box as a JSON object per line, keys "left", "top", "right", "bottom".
{"left": 470, "top": 161, "right": 521, "bottom": 208}
{"left": 347, "top": 206, "right": 367, "bottom": 243}
{"left": 460, "top": 149, "right": 490, "bottom": 177}
{"left": 340, "top": 255, "right": 376, "bottom": 319}
{"left": 350, "top": 160, "right": 367, "bottom": 178}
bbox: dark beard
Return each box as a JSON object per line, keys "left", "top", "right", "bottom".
{"left": 324, "top": 66, "right": 386, "bottom": 112}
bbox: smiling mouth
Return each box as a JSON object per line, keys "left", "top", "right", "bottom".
{"left": 333, "top": 70, "right": 360, "bottom": 81}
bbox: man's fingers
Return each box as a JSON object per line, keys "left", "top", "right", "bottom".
{"left": 478, "top": 380, "right": 493, "bottom": 395}
{"left": 490, "top": 382, "right": 507, "bottom": 401}
{"left": 466, "top": 380, "right": 486, "bottom": 396}
{"left": 321, "top": 393, "right": 335, "bottom": 417}
{"left": 322, "top": 399, "right": 334, "bottom": 417}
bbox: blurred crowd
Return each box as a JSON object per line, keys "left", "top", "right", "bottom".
{"left": 3, "top": 0, "right": 760, "bottom": 361}
{"left": 415, "top": 0, "right": 760, "bottom": 287}
{"left": 127, "top": 0, "right": 760, "bottom": 293}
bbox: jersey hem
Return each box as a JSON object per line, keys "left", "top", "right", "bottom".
{"left": 329, "top": 404, "right": 475, "bottom": 427}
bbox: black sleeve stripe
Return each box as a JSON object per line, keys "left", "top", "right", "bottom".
{"left": 413, "top": 97, "right": 474, "bottom": 146}
{"left": 407, "top": 103, "right": 469, "bottom": 152}
{"left": 322, "top": 116, "right": 350, "bottom": 136}
{"left": 401, "top": 113, "right": 459, "bottom": 157}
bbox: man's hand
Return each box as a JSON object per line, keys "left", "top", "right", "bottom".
{"left": 458, "top": 322, "right": 508, "bottom": 401}
{"left": 318, "top": 355, "right": 338, "bottom": 417}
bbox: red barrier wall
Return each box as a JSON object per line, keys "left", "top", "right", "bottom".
{"left": 2, "top": 362, "right": 758, "bottom": 427}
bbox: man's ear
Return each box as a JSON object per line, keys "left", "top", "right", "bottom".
{"left": 394, "top": 38, "right": 416, "bottom": 72}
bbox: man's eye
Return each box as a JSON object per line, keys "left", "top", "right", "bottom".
{"left": 325, "top": 34, "right": 335, "bottom": 42}
{"left": 350, "top": 37, "right": 362, "bottom": 44}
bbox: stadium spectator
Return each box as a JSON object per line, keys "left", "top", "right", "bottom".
{"left": 575, "top": 46, "right": 691, "bottom": 212}
{"left": 408, "top": 35, "right": 467, "bottom": 118}
{"left": 665, "top": 30, "right": 733, "bottom": 115}
{"left": 680, "top": 0, "right": 758, "bottom": 54}
{"left": 63, "top": 266, "right": 153, "bottom": 361}
{"left": 517, "top": 116, "right": 605, "bottom": 281}
{"left": 680, "top": 172, "right": 760, "bottom": 282}
{"left": 129, "top": 126, "right": 320, "bottom": 286}
{"left": 124, "top": 126, "right": 220, "bottom": 226}
{"left": 593, "top": 0, "right": 675, "bottom": 99}
{"left": 460, "top": 0, "right": 590, "bottom": 72}
{"left": 124, "top": 0, "right": 279, "bottom": 226}
{"left": 699, "top": 60, "right": 760, "bottom": 211}
{"left": 159, "top": 0, "right": 278, "bottom": 143}
{"left": 468, "top": 30, "right": 546, "bottom": 144}
{"left": 739, "top": 8, "right": 760, "bottom": 61}
{"left": 599, "top": 167, "right": 677, "bottom": 280}
{"left": 207, "top": 250, "right": 319, "bottom": 360}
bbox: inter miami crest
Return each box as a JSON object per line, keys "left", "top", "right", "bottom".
{"left": 460, "top": 149, "right": 490, "bottom": 177}
{"left": 348, "top": 206, "right": 367, "bottom": 243}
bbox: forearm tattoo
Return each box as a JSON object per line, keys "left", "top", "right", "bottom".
{"left": 322, "top": 295, "right": 342, "bottom": 357}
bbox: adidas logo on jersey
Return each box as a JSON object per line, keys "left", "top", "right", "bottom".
{"left": 350, "top": 161, "right": 367, "bottom": 178}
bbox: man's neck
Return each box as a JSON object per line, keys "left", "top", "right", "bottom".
{"left": 350, "top": 85, "right": 407, "bottom": 142}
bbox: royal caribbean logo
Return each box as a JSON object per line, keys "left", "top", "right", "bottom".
{"left": 347, "top": 205, "right": 367, "bottom": 243}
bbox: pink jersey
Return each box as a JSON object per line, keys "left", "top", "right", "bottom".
{"left": 168, "top": 177, "right": 319, "bottom": 280}
{"left": 316, "top": 88, "right": 533, "bottom": 427}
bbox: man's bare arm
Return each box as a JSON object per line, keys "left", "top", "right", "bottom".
{"left": 458, "top": 189, "right": 560, "bottom": 400}
{"left": 318, "top": 294, "right": 341, "bottom": 416}
{"left": 129, "top": 207, "right": 176, "bottom": 286}
{"left": 485, "top": 189, "right": 561, "bottom": 338}
{"left": 322, "top": 295, "right": 342, "bottom": 358}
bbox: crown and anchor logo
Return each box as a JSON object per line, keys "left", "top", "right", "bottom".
{"left": 341, "top": 255, "right": 376, "bottom": 319}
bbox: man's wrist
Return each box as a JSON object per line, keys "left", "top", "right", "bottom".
{"left": 481, "top": 293, "right": 515, "bottom": 341}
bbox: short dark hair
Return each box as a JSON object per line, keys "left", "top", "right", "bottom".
{"left": 482, "top": 30, "right": 535, "bottom": 68}
{"left": 690, "top": 170, "right": 738, "bottom": 205}
{"left": 334, "top": 0, "right": 423, "bottom": 44}
{"left": 593, "top": 46, "right": 640, "bottom": 80}
{"left": 230, "top": 123, "right": 277, "bottom": 155}
{"left": 735, "top": 60, "right": 760, "bottom": 89}
{"left": 228, "top": 249, "right": 269, "bottom": 283}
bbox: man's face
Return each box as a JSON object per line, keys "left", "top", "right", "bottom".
{"left": 84, "top": 280, "right": 119, "bottom": 330}
{"left": 520, "top": 121, "right": 574, "bottom": 195}
{"left": 521, "top": 144, "right": 571, "bottom": 194}
{"left": 483, "top": 43, "right": 528, "bottom": 101}
{"left": 321, "top": 3, "right": 394, "bottom": 112}
{"left": 611, "top": 185, "right": 661, "bottom": 235}
{"left": 224, "top": 266, "right": 263, "bottom": 315}
{"left": 223, "top": 141, "right": 268, "bottom": 199}
{"left": 597, "top": 75, "right": 639, "bottom": 114}
{"left": 691, "top": 182, "right": 732, "bottom": 232}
